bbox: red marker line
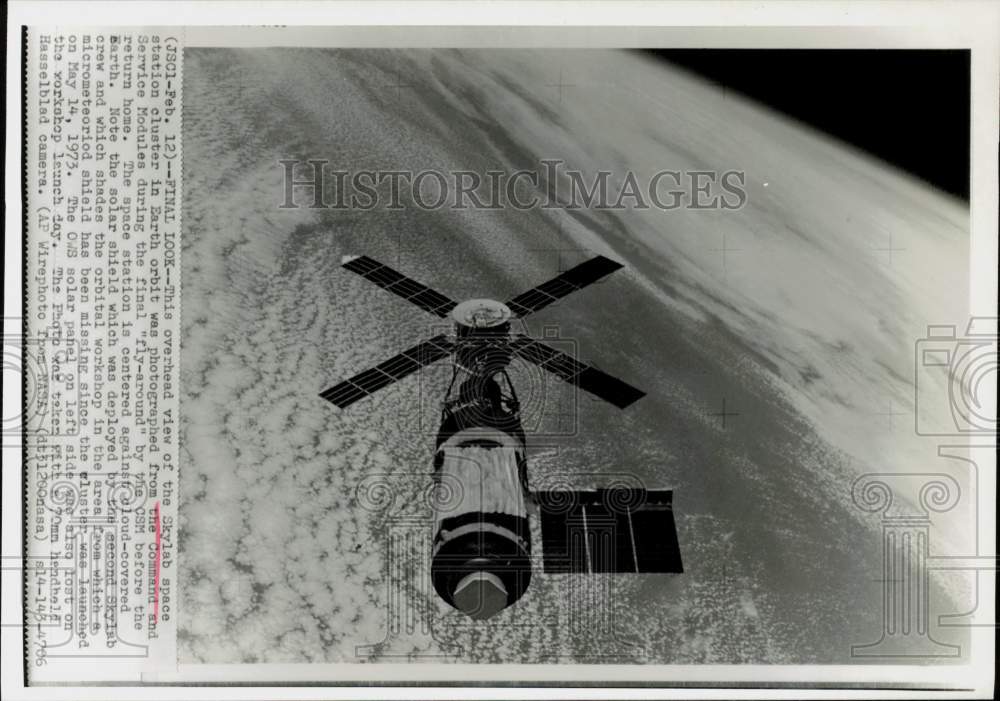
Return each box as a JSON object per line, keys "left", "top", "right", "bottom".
{"left": 154, "top": 501, "right": 162, "bottom": 624}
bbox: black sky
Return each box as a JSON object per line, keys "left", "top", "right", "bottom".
{"left": 647, "top": 50, "right": 971, "bottom": 200}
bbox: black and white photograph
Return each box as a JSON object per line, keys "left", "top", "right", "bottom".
{"left": 4, "top": 2, "right": 998, "bottom": 698}
{"left": 179, "top": 45, "right": 975, "bottom": 665}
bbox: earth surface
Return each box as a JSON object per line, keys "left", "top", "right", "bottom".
{"left": 178, "top": 48, "right": 972, "bottom": 664}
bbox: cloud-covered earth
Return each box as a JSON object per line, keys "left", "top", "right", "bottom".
{"left": 179, "top": 48, "right": 972, "bottom": 664}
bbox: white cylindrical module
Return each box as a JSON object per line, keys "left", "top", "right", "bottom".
{"left": 431, "top": 427, "right": 531, "bottom": 619}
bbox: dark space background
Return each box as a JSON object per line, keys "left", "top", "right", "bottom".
{"left": 648, "top": 50, "right": 971, "bottom": 200}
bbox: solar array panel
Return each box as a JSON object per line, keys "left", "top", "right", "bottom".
{"left": 535, "top": 489, "right": 682, "bottom": 574}
{"left": 342, "top": 255, "right": 458, "bottom": 318}
{"left": 319, "top": 334, "right": 455, "bottom": 408}
{"left": 506, "top": 255, "right": 624, "bottom": 317}
{"left": 508, "top": 336, "right": 646, "bottom": 409}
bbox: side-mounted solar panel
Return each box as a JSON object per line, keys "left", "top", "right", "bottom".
{"left": 342, "top": 255, "right": 458, "bottom": 318}
{"left": 319, "top": 334, "right": 455, "bottom": 408}
{"left": 535, "top": 488, "right": 682, "bottom": 574}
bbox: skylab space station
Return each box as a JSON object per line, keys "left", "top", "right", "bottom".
{"left": 320, "top": 254, "right": 683, "bottom": 619}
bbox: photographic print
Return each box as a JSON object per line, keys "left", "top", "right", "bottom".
{"left": 8, "top": 5, "right": 997, "bottom": 698}
{"left": 178, "top": 46, "right": 977, "bottom": 664}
